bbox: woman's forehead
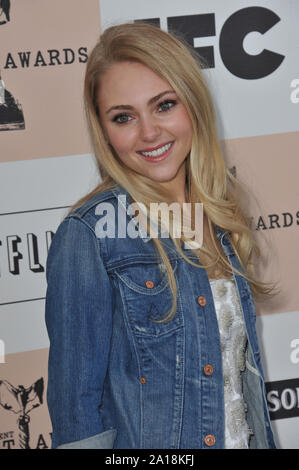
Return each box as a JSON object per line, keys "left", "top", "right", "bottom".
{"left": 97, "top": 61, "right": 174, "bottom": 109}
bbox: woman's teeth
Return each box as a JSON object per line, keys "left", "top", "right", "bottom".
{"left": 140, "top": 142, "right": 172, "bottom": 157}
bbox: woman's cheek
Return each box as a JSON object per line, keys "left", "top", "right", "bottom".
{"left": 109, "top": 127, "right": 137, "bottom": 155}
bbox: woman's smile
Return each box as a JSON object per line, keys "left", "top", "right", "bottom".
{"left": 137, "top": 141, "right": 174, "bottom": 161}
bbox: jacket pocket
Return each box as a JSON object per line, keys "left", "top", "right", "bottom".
{"left": 114, "top": 259, "right": 183, "bottom": 337}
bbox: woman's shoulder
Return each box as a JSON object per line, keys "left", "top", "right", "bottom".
{"left": 53, "top": 184, "right": 131, "bottom": 245}
{"left": 47, "top": 187, "right": 123, "bottom": 267}
{"left": 68, "top": 185, "right": 122, "bottom": 220}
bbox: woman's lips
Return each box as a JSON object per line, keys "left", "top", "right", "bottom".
{"left": 136, "top": 141, "right": 174, "bottom": 162}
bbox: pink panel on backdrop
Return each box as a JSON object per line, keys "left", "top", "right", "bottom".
{"left": 0, "top": 349, "right": 51, "bottom": 449}
{"left": 0, "top": 0, "right": 101, "bottom": 162}
{"left": 221, "top": 131, "right": 299, "bottom": 315}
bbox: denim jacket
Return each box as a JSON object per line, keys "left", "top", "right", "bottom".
{"left": 45, "top": 185, "right": 276, "bottom": 449}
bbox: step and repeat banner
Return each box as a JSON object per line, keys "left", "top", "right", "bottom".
{"left": 0, "top": 0, "right": 298, "bottom": 449}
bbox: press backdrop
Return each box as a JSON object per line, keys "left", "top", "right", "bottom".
{"left": 0, "top": 0, "right": 298, "bottom": 449}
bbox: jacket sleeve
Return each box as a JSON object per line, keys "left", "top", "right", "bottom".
{"left": 45, "top": 216, "right": 116, "bottom": 449}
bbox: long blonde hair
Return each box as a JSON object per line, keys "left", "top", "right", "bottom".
{"left": 73, "top": 22, "right": 276, "bottom": 322}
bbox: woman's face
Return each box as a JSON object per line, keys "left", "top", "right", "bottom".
{"left": 97, "top": 61, "right": 193, "bottom": 190}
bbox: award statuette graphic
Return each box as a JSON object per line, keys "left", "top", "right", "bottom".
{"left": 0, "top": 70, "right": 25, "bottom": 131}
{"left": 0, "top": 378, "right": 44, "bottom": 449}
{"left": 0, "top": 0, "right": 10, "bottom": 25}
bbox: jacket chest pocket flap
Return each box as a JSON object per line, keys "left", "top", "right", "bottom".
{"left": 113, "top": 259, "right": 183, "bottom": 337}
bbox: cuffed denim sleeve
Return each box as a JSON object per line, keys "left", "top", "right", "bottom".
{"left": 57, "top": 429, "right": 117, "bottom": 449}
{"left": 45, "top": 216, "right": 115, "bottom": 449}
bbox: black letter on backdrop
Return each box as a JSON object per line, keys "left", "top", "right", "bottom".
{"left": 27, "top": 233, "right": 44, "bottom": 273}
{"left": 78, "top": 47, "right": 88, "bottom": 63}
{"left": 134, "top": 18, "right": 161, "bottom": 28}
{"left": 48, "top": 49, "right": 61, "bottom": 66}
{"left": 268, "top": 214, "right": 280, "bottom": 229}
{"left": 4, "top": 53, "right": 17, "bottom": 69}
{"left": 63, "top": 48, "right": 75, "bottom": 65}
{"left": 167, "top": 14, "right": 215, "bottom": 68}
{"left": 220, "top": 7, "right": 285, "bottom": 79}
{"left": 34, "top": 51, "right": 47, "bottom": 67}
{"left": 7, "top": 235, "right": 23, "bottom": 275}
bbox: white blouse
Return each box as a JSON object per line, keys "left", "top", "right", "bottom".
{"left": 209, "top": 277, "right": 250, "bottom": 449}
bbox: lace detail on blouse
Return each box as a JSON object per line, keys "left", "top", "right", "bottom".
{"left": 210, "top": 277, "right": 250, "bottom": 449}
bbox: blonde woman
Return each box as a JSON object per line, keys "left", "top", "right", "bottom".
{"left": 45, "top": 23, "right": 276, "bottom": 449}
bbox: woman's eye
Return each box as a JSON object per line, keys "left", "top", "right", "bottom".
{"left": 158, "top": 100, "right": 176, "bottom": 112}
{"left": 112, "top": 113, "right": 132, "bottom": 124}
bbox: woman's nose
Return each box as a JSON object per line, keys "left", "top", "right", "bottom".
{"left": 139, "top": 115, "right": 161, "bottom": 142}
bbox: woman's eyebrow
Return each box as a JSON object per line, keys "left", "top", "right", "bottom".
{"left": 105, "top": 90, "right": 176, "bottom": 114}
{"left": 148, "top": 90, "right": 176, "bottom": 106}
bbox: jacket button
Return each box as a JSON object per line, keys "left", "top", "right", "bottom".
{"left": 145, "top": 280, "right": 154, "bottom": 289}
{"left": 197, "top": 295, "right": 207, "bottom": 306}
{"left": 204, "top": 364, "right": 214, "bottom": 376}
{"left": 140, "top": 377, "right": 146, "bottom": 384}
{"left": 204, "top": 434, "right": 216, "bottom": 447}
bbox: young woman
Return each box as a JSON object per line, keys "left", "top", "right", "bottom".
{"left": 45, "top": 23, "right": 276, "bottom": 449}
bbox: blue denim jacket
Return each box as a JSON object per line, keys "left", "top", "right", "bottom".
{"left": 45, "top": 185, "right": 276, "bottom": 449}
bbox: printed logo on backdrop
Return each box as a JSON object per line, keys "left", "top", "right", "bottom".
{"left": 136, "top": 7, "right": 285, "bottom": 78}
{"left": 227, "top": 167, "right": 298, "bottom": 232}
{"left": 1, "top": 1, "right": 88, "bottom": 70}
{"left": 0, "top": 207, "right": 68, "bottom": 306}
{"left": 0, "top": 2, "right": 25, "bottom": 130}
{"left": 3, "top": 47, "right": 88, "bottom": 70}
{"left": 263, "top": 336, "right": 299, "bottom": 422}
{"left": 0, "top": 378, "right": 47, "bottom": 449}
{"left": 266, "top": 378, "right": 299, "bottom": 421}
{"left": 100, "top": 0, "right": 298, "bottom": 139}
{"left": 252, "top": 210, "right": 299, "bottom": 231}
{"left": 0, "top": 0, "right": 102, "bottom": 162}
{"left": 0, "top": 69, "right": 25, "bottom": 131}
{"left": 0, "top": 0, "right": 10, "bottom": 26}
{"left": 0, "top": 0, "right": 88, "bottom": 131}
